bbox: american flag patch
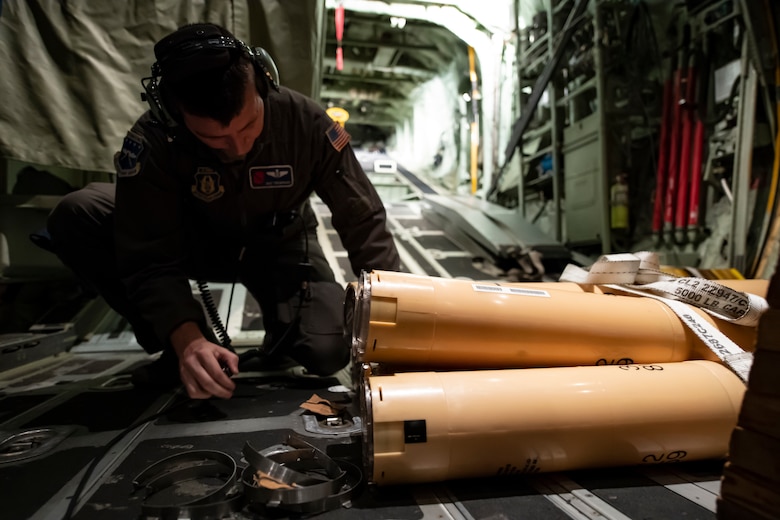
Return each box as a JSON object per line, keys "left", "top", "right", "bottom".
{"left": 326, "top": 122, "right": 350, "bottom": 152}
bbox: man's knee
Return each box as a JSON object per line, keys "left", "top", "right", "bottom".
{"left": 280, "top": 281, "right": 350, "bottom": 376}
{"left": 48, "top": 190, "right": 88, "bottom": 241}
{"left": 48, "top": 183, "right": 115, "bottom": 246}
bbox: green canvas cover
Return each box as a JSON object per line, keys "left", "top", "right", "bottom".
{"left": 0, "top": 0, "right": 324, "bottom": 173}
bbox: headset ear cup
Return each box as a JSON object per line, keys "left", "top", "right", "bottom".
{"left": 157, "top": 81, "right": 181, "bottom": 127}
{"left": 252, "top": 46, "right": 280, "bottom": 92}
{"left": 141, "top": 75, "right": 179, "bottom": 129}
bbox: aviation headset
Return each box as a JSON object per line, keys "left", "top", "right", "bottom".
{"left": 141, "top": 23, "right": 280, "bottom": 129}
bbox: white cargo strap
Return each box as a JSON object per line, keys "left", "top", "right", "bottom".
{"left": 559, "top": 251, "right": 768, "bottom": 383}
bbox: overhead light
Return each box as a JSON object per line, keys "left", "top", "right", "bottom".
{"left": 518, "top": 16, "right": 527, "bottom": 30}
{"left": 462, "top": 93, "right": 471, "bottom": 102}
{"left": 390, "top": 16, "right": 406, "bottom": 29}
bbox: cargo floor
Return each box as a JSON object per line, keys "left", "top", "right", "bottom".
{"left": 0, "top": 352, "right": 724, "bottom": 520}
{"left": 0, "top": 167, "right": 727, "bottom": 519}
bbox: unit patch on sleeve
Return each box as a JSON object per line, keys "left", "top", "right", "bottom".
{"left": 114, "top": 131, "right": 145, "bottom": 177}
{"left": 249, "top": 165, "right": 294, "bottom": 189}
{"left": 191, "top": 167, "right": 225, "bottom": 202}
{"left": 326, "top": 122, "right": 350, "bottom": 152}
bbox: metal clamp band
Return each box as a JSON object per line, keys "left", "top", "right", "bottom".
{"left": 129, "top": 436, "right": 362, "bottom": 517}
{"left": 242, "top": 435, "right": 362, "bottom": 513}
{"left": 132, "top": 450, "right": 242, "bottom": 519}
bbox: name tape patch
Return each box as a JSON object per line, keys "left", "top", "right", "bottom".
{"left": 249, "top": 165, "right": 294, "bottom": 189}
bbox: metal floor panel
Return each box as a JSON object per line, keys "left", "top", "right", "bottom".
{"left": 2, "top": 369, "right": 723, "bottom": 520}
{"left": 0, "top": 187, "right": 726, "bottom": 519}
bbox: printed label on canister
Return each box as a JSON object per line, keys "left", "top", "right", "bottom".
{"left": 404, "top": 420, "right": 427, "bottom": 443}
{"left": 472, "top": 284, "right": 551, "bottom": 297}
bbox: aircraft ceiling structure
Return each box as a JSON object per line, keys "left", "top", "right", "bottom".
{"left": 321, "top": 0, "right": 528, "bottom": 143}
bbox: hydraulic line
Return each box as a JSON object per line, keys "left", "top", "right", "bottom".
{"left": 687, "top": 46, "right": 709, "bottom": 244}
{"left": 662, "top": 69, "right": 683, "bottom": 241}
{"left": 652, "top": 51, "right": 676, "bottom": 244}
{"left": 662, "top": 25, "right": 691, "bottom": 244}
{"left": 687, "top": 115, "right": 706, "bottom": 238}
{"left": 675, "top": 50, "right": 698, "bottom": 243}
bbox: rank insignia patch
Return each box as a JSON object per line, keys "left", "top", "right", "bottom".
{"left": 249, "top": 165, "right": 294, "bottom": 189}
{"left": 115, "top": 132, "right": 144, "bottom": 177}
{"left": 191, "top": 167, "right": 225, "bottom": 202}
{"left": 326, "top": 122, "right": 350, "bottom": 152}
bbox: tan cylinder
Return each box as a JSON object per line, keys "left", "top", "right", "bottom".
{"left": 348, "top": 270, "right": 764, "bottom": 369}
{"left": 361, "top": 360, "right": 745, "bottom": 485}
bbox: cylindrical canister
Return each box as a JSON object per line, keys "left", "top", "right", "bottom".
{"left": 347, "top": 270, "right": 765, "bottom": 369}
{"left": 361, "top": 360, "right": 745, "bottom": 485}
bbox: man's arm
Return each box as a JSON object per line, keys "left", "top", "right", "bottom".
{"left": 317, "top": 145, "right": 401, "bottom": 274}
{"left": 114, "top": 120, "right": 209, "bottom": 343}
{"left": 114, "top": 119, "right": 237, "bottom": 399}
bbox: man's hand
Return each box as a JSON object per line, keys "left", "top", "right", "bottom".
{"left": 171, "top": 321, "right": 239, "bottom": 399}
